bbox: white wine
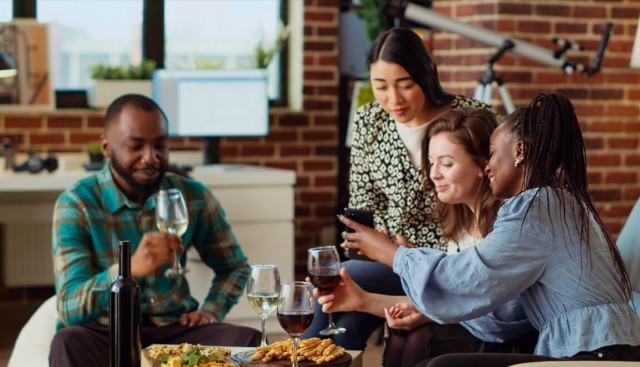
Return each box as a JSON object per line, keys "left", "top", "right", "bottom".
{"left": 247, "top": 292, "right": 278, "bottom": 316}
{"left": 157, "top": 218, "right": 188, "bottom": 236}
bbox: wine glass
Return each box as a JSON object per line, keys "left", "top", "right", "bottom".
{"left": 277, "top": 281, "right": 314, "bottom": 367}
{"left": 155, "top": 188, "right": 189, "bottom": 278}
{"left": 247, "top": 264, "right": 280, "bottom": 347}
{"left": 307, "top": 245, "right": 346, "bottom": 335}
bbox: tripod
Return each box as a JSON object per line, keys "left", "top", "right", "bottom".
{"left": 473, "top": 39, "right": 516, "bottom": 114}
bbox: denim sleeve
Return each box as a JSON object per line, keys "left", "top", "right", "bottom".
{"left": 393, "top": 193, "right": 550, "bottom": 324}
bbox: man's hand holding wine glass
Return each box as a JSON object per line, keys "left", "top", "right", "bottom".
{"left": 130, "top": 232, "right": 182, "bottom": 278}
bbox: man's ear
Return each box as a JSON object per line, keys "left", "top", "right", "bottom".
{"left": 100, "top": 134, "right": 109, "bottom": 157}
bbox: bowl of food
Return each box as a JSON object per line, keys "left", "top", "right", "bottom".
{"left": 145, "top": 343, "right": 237, "bottom": 367}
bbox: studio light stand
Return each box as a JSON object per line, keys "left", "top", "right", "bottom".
{"left": 473, "top": 39, "right": 516, "bottom": 114}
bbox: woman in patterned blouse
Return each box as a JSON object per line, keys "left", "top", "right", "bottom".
{"left": 302, "top": 27, "right": 494, "bottom": 350}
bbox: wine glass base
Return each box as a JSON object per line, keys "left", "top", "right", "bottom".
{"left": 318, "top": 326, "right": 346, "bottom": 336}
{"left": 164, "top": 268, "right": 189, "bottom": 278}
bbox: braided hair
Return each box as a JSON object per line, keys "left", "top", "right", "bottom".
{"left": 502, "top": 92, "right": 631, "bottom": 296}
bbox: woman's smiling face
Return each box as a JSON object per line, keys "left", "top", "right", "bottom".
{"left": 486, "top": 126, "right": 524, "bottom": 200}
{"left": 369, "top": 60, "right": 430, "bottom": 127}
{"left": 428, "top": 132, "right": 484, "bottom": 209}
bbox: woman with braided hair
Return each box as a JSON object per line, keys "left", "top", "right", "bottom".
{"left": 339, "top": 92, "right": 640, "bottom": 366}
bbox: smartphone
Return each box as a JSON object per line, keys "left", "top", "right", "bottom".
{"left": 342, "top": 208, "right": 374, "bottom": 261}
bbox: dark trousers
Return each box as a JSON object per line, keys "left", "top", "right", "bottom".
{"left": 384, "top": 323, "right": 538, "bottom": 367}
{"left": 49, "top": 319, "right": 261, "bottom": 367}
{"left": 415, "top": 344, "right": 640, "bottom": 367}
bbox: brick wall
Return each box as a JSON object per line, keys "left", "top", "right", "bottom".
{"left": 0, "top": 1, "right": 639, "bottom": 305}
{"left": 430, "top": 0, "right": 640, "bottom": 236}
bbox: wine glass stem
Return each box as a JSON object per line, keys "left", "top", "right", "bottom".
{"left": 172, "top": 250, "right": 182, "bottom": 271}
{"left": 292, "top": 336, "right": 300, "bottom": 367}
{"left": 327, "top": 312, "right": 338, "bottom": 329}
{"left": 260, "top": 314, "right": 268, "bottom": 347}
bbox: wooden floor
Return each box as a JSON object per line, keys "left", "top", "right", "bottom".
{"left": 0, "top": 300, "right": 385, "bottom": 367}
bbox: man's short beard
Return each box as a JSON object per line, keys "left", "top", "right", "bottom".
{"left": 110, "top": 154, "right": 166, "bottom": 198}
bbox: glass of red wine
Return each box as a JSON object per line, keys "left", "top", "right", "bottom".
{"left": 277, "top": 281, "right": 314, "bottom": 367}
{"left": 307, "top": 245, "right": 346, "bottom": 335}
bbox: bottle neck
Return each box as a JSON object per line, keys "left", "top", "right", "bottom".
{"left": 119, "top": 240, "right": 131, "bottom": 278}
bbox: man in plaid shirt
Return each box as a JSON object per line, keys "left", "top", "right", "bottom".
{"left": 50, "top": 94, "right": 260, "bottom": 366}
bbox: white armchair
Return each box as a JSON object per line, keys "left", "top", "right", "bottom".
{"left": 7, "top": 295, "right": 57, "bottom": 367}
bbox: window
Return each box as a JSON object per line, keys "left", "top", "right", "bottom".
{"left": 19, "top": 0, "right": 287, "bottom": 102}
{"left": 164, "top": 0, "right": 283, "bottom": 100}
{"left": 37, "top": 1, "right": 143, "bottom": 89}
{"left": 0, "top": 0, "right": 11, "bottom": 22}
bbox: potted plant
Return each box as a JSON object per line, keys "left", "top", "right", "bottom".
{"left": 90, "top": 59, "right": 156, "bottom": 108}
{"left": 84, "top": 140, "right": 104, "bottom": 171}
{"left": 252, "top": 21, "right": 290, "bottom": 69}
{"left": 356, "top": 0, "right": 391, "bottom": 42}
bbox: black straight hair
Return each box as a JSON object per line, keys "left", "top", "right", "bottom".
{"left": 367, "top": 27, "right": 454, "bottom": 107}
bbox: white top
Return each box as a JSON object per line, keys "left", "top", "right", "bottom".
{"left": 446, "top": 232, "right": 479, "bottom": 254}
{"left": 395, "top": 122, "right": 429, "bottom": 168}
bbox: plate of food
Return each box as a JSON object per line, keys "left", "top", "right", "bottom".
{"left": 231, "top": 338, "right": 351, "bottom": 367}
{"left": 144, "top": 343, "right": 238, "bottom": 367}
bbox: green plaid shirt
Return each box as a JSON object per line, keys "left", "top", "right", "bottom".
{"left": 52, "top": 162, "right": 249, "bottom": 329}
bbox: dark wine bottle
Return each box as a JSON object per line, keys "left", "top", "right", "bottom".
{"left": 109, "top": 240, "right": 141, "bottom": 367}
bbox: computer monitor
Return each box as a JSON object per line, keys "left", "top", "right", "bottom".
{"left": 152, "top": 69, "right": 269, "bottom": 163}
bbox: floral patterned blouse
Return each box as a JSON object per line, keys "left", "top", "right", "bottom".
{"left": 348, "top": 95, "right": 494, "bottom": 250}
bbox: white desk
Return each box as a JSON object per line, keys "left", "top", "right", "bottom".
{"left": 0, "top": 160, "right": 295, "bottom": 331}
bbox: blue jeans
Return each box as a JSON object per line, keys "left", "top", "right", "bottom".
{"left": 301, "top": 259, "right": 405, "bottom": 350}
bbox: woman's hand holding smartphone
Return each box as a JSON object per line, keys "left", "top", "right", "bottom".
{"left": 342, "top": 208, "right": 374, "bottom": 261}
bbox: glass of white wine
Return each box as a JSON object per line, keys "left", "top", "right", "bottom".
{"left": 156, "top": 188, "right": 189, "bottom": 278}
{"left": 247, "top": 264, "right": 280, "bottom": 346}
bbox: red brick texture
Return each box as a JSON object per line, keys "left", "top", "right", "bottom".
{"left": 1, "top": 1, "right": 639, "bottom": 282}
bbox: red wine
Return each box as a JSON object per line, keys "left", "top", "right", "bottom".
{"left": 109, "top": 240, "right": 141, "bottom": 367}
{"left": 309, "top": 268, "right": 340, "bottom": 294}
{"left": 277, "top": 310, "right": 314, "bottom": 336}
